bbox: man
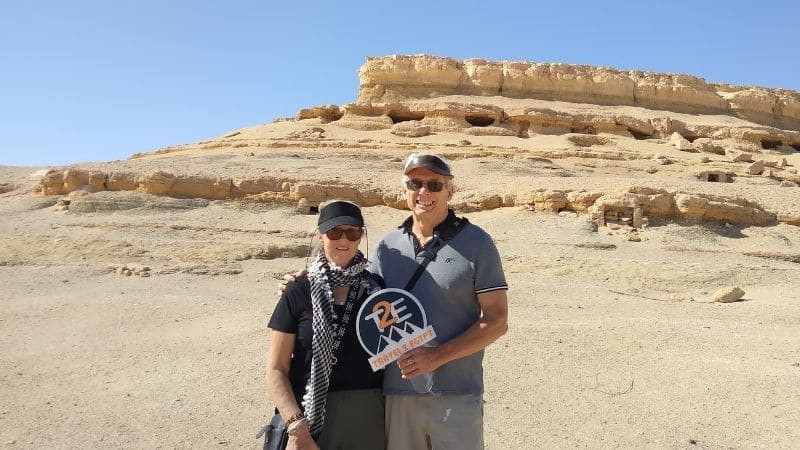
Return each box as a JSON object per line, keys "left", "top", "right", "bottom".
{"left": 372, "top": 153, "right": 508, "bottom": 450}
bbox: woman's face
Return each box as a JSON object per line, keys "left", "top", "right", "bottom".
{"left": 320, "top": 225, "right": 363, "bottom": 268}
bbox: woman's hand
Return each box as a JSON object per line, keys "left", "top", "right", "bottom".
{"left": 286, "top": 435, "right": 319, "bottom": 450}
{"left": 286, "top": 421, "right": 319, "bottom": 450}
{"left": 266, "top": 332, "right": 314, "bottom": 448}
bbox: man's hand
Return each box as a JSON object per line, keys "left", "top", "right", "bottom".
{"left": 398, "top": 289, "right": 508, "bottom": 379}
{"left": 277, "top": 269, "right": 307, "bottom": 294}
{"left": 397, "top": 345, "right": 441, "bottom": 379}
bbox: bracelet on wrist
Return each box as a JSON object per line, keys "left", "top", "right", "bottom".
{"left": 284, "top": 412, "right": 305, "bottom": 427}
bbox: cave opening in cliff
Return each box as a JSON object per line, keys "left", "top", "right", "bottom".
{"left": 465, "top": 115, "right": 495, "bottom": 127}
{"left": 603, "top": 207, "right": 636, "bottom": 228}
{"left": 792, "top": 144, "right": 800, "bottom": 152}
{"left": 629, "top": 129, "right": 651, "bottom": 140}
{"left": 761, "top": 139, "right": 781, "bottom": 150}
{"left": 698, "top": 171, "right": 730, "bottom": 183}
{"left": 679, "top": 132, "right": 700, "bottom": 142}
{"left": 388, "top": 112, "right": 425, "bottom": 124}
{"left": 309, "top": 206, "right": 319, "bottom": 214}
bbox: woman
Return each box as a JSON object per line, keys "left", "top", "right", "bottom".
{"left": 266, "top": 200, "right": 385, "bottom": 450}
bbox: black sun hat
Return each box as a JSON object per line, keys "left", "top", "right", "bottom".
{"left": 317, "top": 201, "right": 364, "bottom": 233}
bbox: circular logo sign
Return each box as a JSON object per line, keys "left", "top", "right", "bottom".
{"left": 356, "top": 288, "right": 436, "bottom": 371}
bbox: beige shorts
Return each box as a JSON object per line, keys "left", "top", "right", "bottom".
{"left": 385, "top": 394, "right": 483, "bottom": 450}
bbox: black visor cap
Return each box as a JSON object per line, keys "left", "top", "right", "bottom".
{"left": 317, "top": 201, "right": 364, "bottom": 234}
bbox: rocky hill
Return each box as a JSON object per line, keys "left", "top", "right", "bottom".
{"left": 25, "top": 55, "right": 800, "bottom": 231}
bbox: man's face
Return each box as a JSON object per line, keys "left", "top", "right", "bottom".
{"left": 405, "top": 168, "right": 453, "bottom": 221}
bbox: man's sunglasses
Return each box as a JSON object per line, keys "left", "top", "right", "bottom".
{"left": 405, "top": 179, "right": 445, "bottom": 193}
{"left": 325, "top": 227, "right": 363, "bottom": 241}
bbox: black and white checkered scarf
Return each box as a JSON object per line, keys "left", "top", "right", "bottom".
{"left": 302, "top": 250, "right": 369, "bottom": 437}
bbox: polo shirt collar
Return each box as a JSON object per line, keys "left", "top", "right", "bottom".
{"left": 399, "top": 209, "right": 464, "bottom": 240}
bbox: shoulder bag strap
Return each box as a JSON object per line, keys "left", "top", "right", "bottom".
{"left": 403, "top": 218, "right": 468, "bottom": 291}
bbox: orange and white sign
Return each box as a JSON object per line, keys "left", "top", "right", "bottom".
{"left": 356, "top": 288, "right": 436, "bottom": 371}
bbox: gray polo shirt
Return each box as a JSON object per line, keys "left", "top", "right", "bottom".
{"left": 370, "top": 210, "right": 508, "bottom": 395}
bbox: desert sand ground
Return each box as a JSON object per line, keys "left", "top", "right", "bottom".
{"left": 2, "top": 115, "right": 800, "bottom": 450}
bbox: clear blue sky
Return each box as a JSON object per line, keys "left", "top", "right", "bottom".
{"left": 1, "top": 0, "right": 798, "bottom": 167}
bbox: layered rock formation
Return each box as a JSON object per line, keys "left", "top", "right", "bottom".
{"left": 300, "top": 55, "right": 800, "bottom": 153}
{"left": 356, "top": 55, "right": 800, "bottom": 131}
{"left": 28, "top": 54, "right": 800, "bottom": 230}
{"left": 33, "top": 168, "right": 391, "bottom": 208}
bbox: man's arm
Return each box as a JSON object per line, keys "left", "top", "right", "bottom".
{"left": 397, "top": 289, "right": 508, "bottom": 379}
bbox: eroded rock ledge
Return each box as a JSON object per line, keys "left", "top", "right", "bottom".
{"left": 355, "top": 55, "right": 800, "bottom": 131}
{"left": 32, "top": 168, "right": 800, "bottom": 227}
{"left": 34, "top": 169, "right": 393, "bottom": 208}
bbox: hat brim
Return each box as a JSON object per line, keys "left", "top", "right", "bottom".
{"left": 403, "top": 162, "right": 452, "bottom": 177}
{"left": 403, "top": 154, "right": 453, "bottom": 177}
{"left": 318, "top": 216, "right": 363, "bottom": 234}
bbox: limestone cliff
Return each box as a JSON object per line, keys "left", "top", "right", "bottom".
{"left": 355, "top": 55, "right": 800, "bottom": 131}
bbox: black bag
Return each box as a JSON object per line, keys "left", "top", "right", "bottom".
{"left": 256, "top": 413, "right": 288, "bottom": 450}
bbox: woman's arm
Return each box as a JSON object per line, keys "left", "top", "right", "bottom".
{"left": 266, "top": 330, "right": 318, "bottom": 450}
{"left": 266, "top": 330, "right": 302, "bottom": 419}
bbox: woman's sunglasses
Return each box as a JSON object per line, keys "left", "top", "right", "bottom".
{"left": 405, "top": 179, "right": 445, "bottom": 192}
{"left": 325, "top": 227, "right": 363, "bottom": 241}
